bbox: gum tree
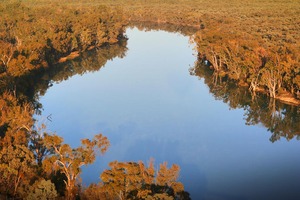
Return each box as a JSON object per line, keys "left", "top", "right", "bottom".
{"left": 42, "top": 133, "right": 110, "bottom": 199}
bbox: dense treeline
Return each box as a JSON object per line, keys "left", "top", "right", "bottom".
{"left": 39, "top": 0, "right": 299, "bottom": 103}
{"left": 0, "top": 0, "right": 126, "bottom": 79}
{"left": 116, "top": 0, "right": 300, "bottom": 103}
{"left": 1, "top": 0, "right": 299, "bottom": 101}
{"left": 128, "top": 21, "right": 198, "bottom": 37}
{"left": 193, "top": 26, "right": 300, "bottom": 103}
{"left": 1, "top": 0, "right": 300, "bottom": 198}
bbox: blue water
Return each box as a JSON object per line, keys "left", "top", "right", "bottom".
{"left": 39, "top": 28, "right": 300, "bottom": 200}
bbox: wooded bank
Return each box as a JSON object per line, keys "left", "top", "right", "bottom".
{"left": 0, "top": 0, "right": 299, "bottom": 199}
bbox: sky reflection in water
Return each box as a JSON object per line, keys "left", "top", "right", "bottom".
{"left": 39, "top": 28, "right": 300, "bottom": 200}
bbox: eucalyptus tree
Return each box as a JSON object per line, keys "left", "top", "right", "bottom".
{"left": 97, "top": 160, "right": 187, "bottom": 200}
{"left": 42, "top": 133, "right": 110, "bottom": 199}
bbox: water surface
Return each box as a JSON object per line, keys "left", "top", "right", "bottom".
{"left": 39, "top": 28, "right": 300, "bottom": 200}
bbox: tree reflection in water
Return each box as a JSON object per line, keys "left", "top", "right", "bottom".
{"left": 190, "top": 60, "right": 300, "bottom": 142}
{"left": 7, "top": 39, "right": 128, "bottom": 114}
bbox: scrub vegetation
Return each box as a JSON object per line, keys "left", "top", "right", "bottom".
{"left": 1, "top": 0, "right": 300, "bottom": 198}
{"left": 116, "top": 0, "right": 300, "bottom": 103}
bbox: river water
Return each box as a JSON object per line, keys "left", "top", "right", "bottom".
{"left": 38, "top": 28, "right": 300, "bottom": 200}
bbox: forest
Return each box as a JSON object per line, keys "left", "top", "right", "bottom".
{"left": 0, "top": 0, "right": 300, "bottom": 199}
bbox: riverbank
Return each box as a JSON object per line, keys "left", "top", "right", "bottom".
{"left": 276, "top": 91, "right": 300, "bottom": 106}
{"left": 1, "top": 0, "right": 299, "bottom": 107}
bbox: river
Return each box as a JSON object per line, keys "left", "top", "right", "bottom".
{"left": 38, "top": 27, "right": 300, "bottom": 200}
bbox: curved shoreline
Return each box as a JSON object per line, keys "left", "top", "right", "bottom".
{"left": 55, "top": 24, "right": 300, "bottom": 107}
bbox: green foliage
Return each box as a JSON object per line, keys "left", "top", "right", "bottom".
{"left": 26, "top": 179, "right": 58, "bottom": 200}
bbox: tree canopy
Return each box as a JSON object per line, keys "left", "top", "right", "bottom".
{"left": 1, "top": 0, "right": 300, "bottom": 198}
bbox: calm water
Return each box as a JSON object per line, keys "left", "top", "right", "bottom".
{"left": 39, "top": 28, "right": 300, "bottom": 200}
